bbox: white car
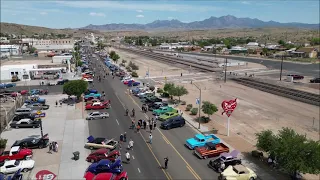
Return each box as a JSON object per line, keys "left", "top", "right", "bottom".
{"left": 137, "top": 91, "right": 153, "bottom": 97}
{"left": 82, "top": 78, "right": 93, "bottom": 82}
{"left": 0, "top": 160, "right": 35, "bottom": 174}
{"left": 121, "top": 77, "right": 132, "bottom": 82}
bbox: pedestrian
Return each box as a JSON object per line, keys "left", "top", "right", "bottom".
{"left": 123, "top": 132, "right": 127, "bottom": 142}
{"left": 55, "top": 100, "right": 58, "bottom": 107}
{"left": 164, "top": 157, "right": 169, "bottom": 169}
{"left": 154, "top": 120, "right": 157, "bottom": 129}
{"left": 125, "top": 151, "right": 130, "bottom": 164}
{"left": 220, "top": 162, "right": 225, "bottom": 172}
{"left": 149, "top": 133, "right": 153, "bottom": 144}
{"left": 60, "top": 101, "right": 62, "bottom": 107}
{"left": 128, "top": 139, "right": 134, "bottom": 150}
{"left": 143, "top": 120, "right": 147, "bottom": 129}
{"left": 48, "top": 143, "right": 52, "bottom": 153}
{"left": 155, "top": 114, "right": 159, "bottom": 121}
{"left": 120, "top": 134, "right": 124, "bottom": 142}
{"left": 136, "top": 124, "right": 141, "bottom": 132}
{"left": 52, "top": 142, "right": 56, "bottom": 152}
{"left": 149, "top": 122, "right": 153, "bottom": 132}
{"left": 55, "top": 142, "right": 59, "bottom": 152}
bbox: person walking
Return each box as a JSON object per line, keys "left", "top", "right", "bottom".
{"left": 52, "top": 142, "right": 56, "bottom": 152}
{"left": 48, "top": 143, "right": 52, "bottom": 154}
{"left": 125, "top": 151, "right": 130, "bottom": 164}
{"left": 149, "top": 133, "right": 153, "bottom": 144}
{"left": 149, "top": 122, "right": 153, "bottom": 133}
{"left": 164, "top": 157, "right": 169, "bottom": 169}
{"left": 143, "top": 120, "right": 147, "bottom": 129}
{"left": 136, "top": 124, "right": 141, "bottom": 133}
{"left": 154, "top": 120, "right": 157, "bottom": 129}
{"left": 55, "top": 142, "right": 59, "bottom": 152}
{"left": 123, "top": 132, "right": 127, "bottom": 142}
{"left": 128, "top": 139, "right": 134, "bottom": 150}
{"left": 120, "top": 134, "right": 124, "bottom": 142}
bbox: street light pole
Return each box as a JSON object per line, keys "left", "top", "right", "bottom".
{"left": 191, "top": 82, "right": 202, "bottom": 129}
{"left": 224, "top": 58, "right": 227, "bottom": 83}
{"left": 280, "top": 55, "right": 284, "bottom": 81}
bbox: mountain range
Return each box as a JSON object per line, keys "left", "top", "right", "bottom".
{"left": 82, "top": 15, "right": 319, "bottom": 31}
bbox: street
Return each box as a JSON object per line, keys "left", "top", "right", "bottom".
{"left": 88, "top": 54, "right": 220, "bottom": 179}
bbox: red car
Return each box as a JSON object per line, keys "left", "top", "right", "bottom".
{"left": 11, "top": 90, "right": 28, "bottom": 97}
{"left": 123, "top": 80, "right": 134, "bottom": 85}
{"left": 0, "top": 146, "right": 33, "bottom": 162}
{"left": 85, "top": 102, "right": 110, "bottom": 110}
{"left": 84, "top": 171, "right": 128, "bottom": 180}
{"left": 287, "top": 74, "right": 304, "bottom": 80}
{"left": 86, "top": 148, "right": 121, "bottom": 163}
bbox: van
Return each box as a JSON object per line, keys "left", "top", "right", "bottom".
{"left": 160, "top": 116, "right": 185, "bottom": 130}
{"left": 14, "top": 108, "right": 33, "bottom": 115}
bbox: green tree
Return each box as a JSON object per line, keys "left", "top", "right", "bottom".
{"left": 262, "top": 48, "right": 268, "bottom": 56}
{"left": 97, "top": 41, "right": 105, "bottom": 50}
{"left": 163, "top": 83, "right": 175, "bottom": 94}
{"left": 111, "top": 53, "right": 120, "bottom": 63}
{"left": 122, "top": 59, "right": 127, "bottom": 64}
{"left": 171, "top": 85, "right": 188, "bottom": 102}
{"left": 138, "top": 39, "right": 143, "bottom": 46}
{"left": 28, "top": 47, "right": 37, "bottom": 54}
{"left": 278, "top": 39, "right": 286, "bottom": 46}
{"left": 310, "top": 37, "right": 320, "bottom": 45}
{"left": 63, "top": 80, "right": 88, "bottom": 99}
{"left": 255, "top": 130, "right": 276, "bottom": 152}
{"left": 109, "top": 51, "right": 116, "bottom": 58}
{"left": 201, "top": 101, "right": 218, "bottom": 118}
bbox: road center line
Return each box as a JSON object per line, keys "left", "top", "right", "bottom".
{"left": 137, "top": 168, "right": 141, "bottom": 173}
{"left": 115, "top": 119, "right": 119, "bottom": 125}
{"left": 115, "top": 93, "right": 126, "bottom": 108}
{"left": 162, "top": 136, "right": 170, "bottom": 144}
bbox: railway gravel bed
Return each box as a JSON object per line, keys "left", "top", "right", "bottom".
{"left": 232, "top": 78, "right": 320, "bottom": 106}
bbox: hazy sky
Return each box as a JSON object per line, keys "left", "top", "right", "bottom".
{"left": 1, "top": 0, "right": 319, "bottom": 28}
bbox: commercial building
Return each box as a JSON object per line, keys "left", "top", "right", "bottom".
{"left": 32, "top": 39, "right": 74, "bottom": 50}
{"left": 0, "top": 45, "right": 21, "bottom": 57}
{"left": 0, "top": 64, "right": 37, "bottom": 81}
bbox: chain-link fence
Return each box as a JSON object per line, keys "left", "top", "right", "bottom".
{"left": 0, "top": 95, "right": 26, "bottom": 133}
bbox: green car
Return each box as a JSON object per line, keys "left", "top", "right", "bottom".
{"left": 153, "top": 106, "right": 174, "bottom": 116}
{"left": 159, "top": 111, "right": 179, "bottom": 121}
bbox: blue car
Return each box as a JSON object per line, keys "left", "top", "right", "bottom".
{"left": 85, "top": 89, "right": 98, "bottom": 95}
{"left": 0, "top": 169, "right": 23, "bottom": 180}
{"left": 185, "top": 134, "right": 220, "bottom": 150}
{"left": 86, "top": 159, "right": 123, "bottom": 175}
{"left": 0, "top": 83, "right": 16, "bottom": 89}
{"left": 128, "top": 82, "right": 141, "bottom": 87}
{"left": 84, "top": 93, "right": 101, "bottom": 99}
{"left": 25, "top": 96, "right": 46, "bottom": 104}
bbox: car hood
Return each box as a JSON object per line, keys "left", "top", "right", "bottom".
{"left": 159, "top": 114, "right": 168, "bottom": 118}
{"left": 87, "top": 162, "right": 99, "bottom": 173}
{"left": 221, "top": 166, "right": 239, "bottom": 176}
{"left": 21, "top": 160, "right": 35, "bottom": 168}
{"left": 84, "top": 171, "right": 95, "bottom": 180}
{"left": 186, "top": 138, "right": 197, "bottom": 145}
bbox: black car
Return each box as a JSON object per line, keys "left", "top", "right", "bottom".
{"left": 160, "top": 116, "right": 185, "bottom": 130}
{"left": 12, "top": 134, "right": 49, "bottom": 149}
{"left": 310, "top": 78, "right": 320, "bottom": 83}
{"left": 144, "top": 97, "right": 162, "bottom": 104}
{"left": 10, "top": 119, "right": 41, "bottom": 128}
{"left": 207, "top": 151, "right": 242, "bottom": 172}
{"left": 148, "top": 102, "right": 168, "bottom": 110}
{"left": 57, "top": 79, "right": 69, "bottom": 85}
{"left": 12, "top": 114, "right": 35, "bottom": 122}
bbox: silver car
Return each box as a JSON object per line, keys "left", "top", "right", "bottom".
{"left": 26, "top": 103, "right": 50, "bottom": 110}
{"left": 86, "top": 112, "right": 109, "bottom": 120}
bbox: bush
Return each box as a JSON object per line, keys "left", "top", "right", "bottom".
{"left": 149, "top": 86, "right": 155, "bottom": 91}
{"left": 180, "top": 101, "right": 186, "bottom": 105}
{"left": 161, "top": 92, "right": 170, "bottom": 98}
{"left": 120, "top": 63, "right": 125, "bottom": 67}
{"left": 157, "top": 88, "right": 163, "bottom": 93}
{"left": 190, "top": 108, "right": 198, "bottom": 115}
{"left": 126, "top": 66, "right": 131, "bottom": 70}
{"left": 195, "top": 116, "right": 211, "bottom": 123}
{"left": 131, "top": 72, "right": 139, "bottom": 77}
{"left": 168, "top": 99, "right": 178, "bottom": 104}
{"left": 0, "top": 138, "right": 8, "bottom": 149}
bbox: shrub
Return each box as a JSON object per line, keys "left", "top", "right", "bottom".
{"left": 131, "top": 72, "right": 139, "bottom": 77}
{"left": 180, "top": 101, "right": 186, "bottom": 105}
{"left": 120, "top": 63, "right": 125, "bottom": 67}
{"left": 0, "top": 138, "right": 8, "bottom": 149}
{"left": 149, "top": 86, "right": 155, "bottom": 91}
{"left": 125, "top": 66, "right": 131, "bottom": 70}
{"left": 185, "top": 104, "right": 192, "bottom": 111}
{"left": 157, "top": 88, "right": 163, "bottom": 93}
{"left": 190, "top": 108, "right": 198, "bottom": 115}
{"left": 161, "top": 92, "right": 170, "bottom": 98}
{"left": 187, "top": 104, "right": 193, "bottom": 108}
{"left": 195, "top": 116, "right": 211, "bottom": 123}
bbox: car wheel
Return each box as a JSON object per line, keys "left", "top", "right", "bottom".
{"left": 249, "top": 178, "right": 255, "bottom": 180}
{"left": 180, "top": 123, "right": 184, "bottom": 127}
{"left": 15, "top": 126, "right": 19, "bottom": 129}
{"left": 166, "top": 126, "right": 171, "bottom": 130}
{"left": 91, "top": 159, "right": 95, "bottom": 163}
{"left": 90, "top": 118, "right": 93, "bottom": 120}
{"left": 33, "top": 126, "right": 35, "bottom": 128}
{"left": 89, "top": 146, "right": 94, "bottom": 150}
{"left": 4, "top": 159, "right": 9, "bottom": 161}
{"left": 22, "top": 168, "right": 28, "bottom": 172}
{"left": 119, "top": 178, "right": 127, "bottom": 180}
{"left": 102, "top": 116, "right": 106, "bottom": 118}
{"left": 39, "top": 144, "right": 43, "bottom": 149}
{"left": 204, "top": 156, "right": 208, "bottom": 159}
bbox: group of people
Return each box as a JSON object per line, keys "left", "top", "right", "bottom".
{"left": 48, "top": 141, "right": 59, "bottom": 153}
{"left": 132, "top": 118, "right": 157, "bottom": 133}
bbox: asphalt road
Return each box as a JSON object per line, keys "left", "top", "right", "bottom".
{"left": 155, "top": 50, "right": 320, "bottom": 77}
{"left": 89, "top": 54, "right": 220, "bottom": 179}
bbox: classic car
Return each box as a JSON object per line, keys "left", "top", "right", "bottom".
{"left": 84, "top": 171, "right": 128, "bottom": 180}
{"left": 12, "top": 134, "right": 49, "bottom": 149}
{"left": 56, "top": 79, "right": 69, "bottom": 85}
{"left": 194, "top": 142, "right": 229, "bottom": 159}
{"left": 148, "top": 102, "right": 167, "bottom": 110}
{"left": 138, "top": 92, "right": 154, "bottom": 99}
{"left": 82, "top": 74, "right": 93, "bottom": 79}
{"left": 310, "top": 77, "right": 320, "bottom": 83}
{"left": 86, "top": 148, "right": 120, "bottom": 163}
{"left": 160, "top": 116, "right": 185, "bottom": 130}
{"left": 153, "top": 106, "right": 175, "bottom": 116}
{"left": 0, "top": 169, "right": 23, "bottom": 180}
{"left": 10, "top": 119, "right": 40, "bottom": 129}
{"left": 14, "top": 108, "right": 34, "bottom": 116}
{"left": 85, "top": 136, "right": 118, "bottom": 150}
{"left": 85, "top": 89, "right": 98, "bottom": 95}
{"left": 26, "top": 103, "right": 50, "bottom": 110}
{"left": 12, "top": 114, "right": 35, "bottom": 122}
{"left": 86, "top": 112, "right": 110, "bottom": 120}
{"left": 84, "top": 93, "right": 101, "bottom": 100}
{"left": 83, "top": 78, "right": 94, "bottom": 83}
{"left": 128, "top": 81, "right": 140, "bottom": 86}
{"left": 123, "top": 80, "right": 135, "bottom": 85}
{"left": 0, "top": 160, "right": 35, "bottom": 174}
{"left": 85, "top": 102, "right": 110, "bottom": 110}
{"left": 85, "top": 159, "right": 123, "bottom": 175}
{"left": 219, "top": 164, "right": 257, "bottom": 180}
{"left": 144, "top": 96, "right": 162, "bottom": 104}
{"left": 85, "top": 99, "right": 101, "bottom": 105}
{"left": 208, "top": 150, "right": 241, "bottom": 172}
{"left": 11, "top": 90, "right": 28, "bottom": 97}
{"left": 185, "top": 134, "right": 221, "bottom": 150}
{"left": 159, "top": 111, "right": 179, "bottom": 121}
{"left": 121, "top": 77, "right": 132, "bottom": 82}
{"left": 30, "top": 89, "right": 48, "bottom": 95}
{"left": 0, "top": 83, "right": 16, "bottom": 89}
{"left": 287, "top": 74, "right": 304, "bottom": 80}
{"left": 24, "top": 96, "right": 46, "bottom": 105}
{"left": 0, "top": 146, "right": 33, "bottom": 163}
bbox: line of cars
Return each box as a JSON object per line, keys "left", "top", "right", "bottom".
{"left": 84, "top": 89, "right": 111, "bottom": 120}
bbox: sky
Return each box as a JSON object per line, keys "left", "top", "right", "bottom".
{"left": 1, "top": 0, "right": 319, "bottom": 29}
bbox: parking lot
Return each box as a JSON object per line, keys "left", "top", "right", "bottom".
{"left": 0, "top": 94, "right": 91, "bottom": 179}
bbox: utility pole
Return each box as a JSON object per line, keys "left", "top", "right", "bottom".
{"left": 280, "top": 55, "right": 284, "bottom": 81}
{"left": 224, "top": 58, "right": 227, "bottom": 83}
{"left": 191, "top": 82, "right": 202, "bottom": 129}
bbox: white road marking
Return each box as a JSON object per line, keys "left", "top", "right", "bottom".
{"left": 132, "top": 155, "right": 135, "bottom": 159}
{"left": 144, "top": 114, "right": 149, "bottom": 119}
{"left": 137, "top": 168, "right": 141, "bottom": 173}
{"left": 115, "top": 93, "right": 126, "bottom": 108}
{"left": 116, "top": 119, "right": 119, "bottom": 125}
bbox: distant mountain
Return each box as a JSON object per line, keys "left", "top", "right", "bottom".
{"left": 82, "top": 15, "right": 319, "bottom": 31}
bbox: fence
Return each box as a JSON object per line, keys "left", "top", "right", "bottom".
{"left": 0, "top": 95, "right": 26, "bottom": 133}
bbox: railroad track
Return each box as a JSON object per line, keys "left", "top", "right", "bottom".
{"left": 232, "top": 78, "right": 320, "bottom": 106}
{"left": 119, "top": 47, "right": 222, "bottom": 72}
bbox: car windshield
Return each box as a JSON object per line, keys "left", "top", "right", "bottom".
{"left": 194, "top": 137, "right": 204, "bottom": 142}
{"left": 220, "top": 156, "right": 226, "bottom": 161}
{"left": 14, "top": 160, "right": 20, "bottom": 166}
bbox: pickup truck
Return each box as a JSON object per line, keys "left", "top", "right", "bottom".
{"left": 194, "top": 142, "right": 229, "bottom": 159}
{"left": 0, "top": 146, "right": 33, "bottom": 163}
{"left": 159, "top": 111, "right": 179, "bottom": 121}
{"left": 153, "top": 106, "right": 175, "bottom": 116}
{"left": 185, "top": 134, "right": 221, "bottom": 150}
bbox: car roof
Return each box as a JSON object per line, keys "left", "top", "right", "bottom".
{"left": 92, "top": 111, "right": 101, "bottom": 114}
{"left": 11, "top": 146, "right": 20, "bottom": 152}
{"left": 3, "top": 160, "right": 17, "bottom": 166}
{"left": 92, "top": 102, "right": 101, "bottom": 105}
{"left": 233, "top": 165, "right": 249, "bottom": 173}
{"left": 195, "top": 134, "right": 205, "bottom": 139}
{"left": 95, "top": 148, "right": 109, "bottom": 154}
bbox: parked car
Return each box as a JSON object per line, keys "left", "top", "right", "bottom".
{"left": 84, "top": 93, "right": 101, "bottom": 100}
{"left": 159, "top": 111, "right": 179, "bottom": 121}
{"left": 153, "top": 106, "right": 175, "bottom": 116}
{"left": 144, "top": 96, "right": 162, "bottom": 104}
{"left": 185, "top": 134, "right": 221, "bottom": 150}
{"left": 86, "top": 149, "right": 120, "bottom": 163}
{"left": 86, "top": 112, "right": 110, "bottom": 120}
{"left": 310, "top": 77, "right": 320, "bottom": 83}
{"left": 0, "top": 146, "right": 33, "bottom": 163}
{"left": 219, "top": 165, "right": 257, "bottom": 180}
{"left": 24, "top": 96, "right": 46, "bottom": 105}
{"left": 84, "top": 159, "right": 123, "bottom": 175}
{"left": 14, "top": 108, "right": 33, "bottom": 116}
{"left": 12, "top": 134, "right": 49, "bottom": 149}
{"left": 56, "top": 79, "right": 69, "bottom": 85}
{"left": 26, "top": 103, "right": 50, "bottom": 110}
{"left": 128, "top": 81, "right": 140, "bottom": 86}
{"left": 30, "top": 89, "right": 48, "bottom": 95}
{"left": 0, "top": 169, "right": 23, "bottom": 180}
{"left": 123, "top": 80, "right": 134, "bottom": 85}
{"left": 138, "top": 92, "right": 153, "bottom": 99}
{"left": 208, "top": 150, "right": 241, "bottom": 172}
{"left": 85, "top": 102, "right": 110, "bottom": 110}
{"left": 85, "top": 136, "right": 118, "bottom": 150}
{"left": 194, "top": 142, "right": 229, "bottom": 159}
{"left": 0, "top": 83, "right": 16, "bottom": 89}
{"left": 10, "top": 119, "right": 40, "bottom": 129}
{"left": 287, "top": 74, "right": 304, "bottom": 80}
{"left": 160, "top": 116, "right": 185, "bottom": 129}
{"left": 85, "top": 89, "right": 98, "bottom": 95}
{"left": 83, "top": 78, "right": 93, "bottom": 83}
{"left": 84, "top": 171, "right": 128, "bottom": 180}
{"left": 85, "top": 99, "right": 101, "bottom": 105}
{"left": 0, "top": 160, "right": 35, "bottom": 174}
{"left": 148, "top": 102, "right": 168, "bottom": 110}
{"left": 11, "top": 90, "right": 28, "bottom": 97}
{"left": 12, "top": 114, "right": 35, "bottom": 122}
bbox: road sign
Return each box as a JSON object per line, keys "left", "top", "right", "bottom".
{"left": 35, "top": 112, "right": 46, "bottom": 118}
{"left": 196, "top": 98, "right": 200, "bottom": 105}
{"left": 36, "top": 170, "right": 56, "bottom": 180}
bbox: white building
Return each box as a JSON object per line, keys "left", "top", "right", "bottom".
{"left": 0, "top": 45, "right": 21, "bottom": 56}
{"left": 246, "top": 42, "right": 259, "bottom": 49}
{"left": 0, "top": 64, "right": 37, "bottom": 81}
{"left": 30, "top": 39, "right": 74, "bottom": 50}
{"left": 52, "top": 55, "right": 72, "bottom": 72}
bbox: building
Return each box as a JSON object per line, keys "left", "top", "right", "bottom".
{"left": 0, "top": 45, "right": 21, "bottom": 56}
{"left": 293, "top": 47, "right": 318, "bottom": 58}
{"left": 0, "top": 64, "right": 37, "bottom": 81}
{"left": 230, "top": 46, "right": 248, "bottom": 54}
{"left": 246, "top": 42, "right": 259, "bottom": 49}
{"left": 32, "top": 39, "right": 74, "bottom": 50}
{"left": 0, "top": 37, "right": 10, "bottom": 44}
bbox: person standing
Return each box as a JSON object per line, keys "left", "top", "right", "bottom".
{"left": 164, "top": 157, "right": 169, "bottom": 169}
{"left": 149, "top": 133, "right": 153, "bottom": 144}
{"left": 149, "top": 122, "right": 153, "bottom": 133}
{"left": 123, "top": 132, "right": 127, "bottom": 142}
{"left": 125, "top": 151, "right": 130, "bottom": 164}
{"left": 55, "top": 142, "right": 59, "bottom": 152}
{"left": 128, "top": 139, "right": 134, "bottom": 150}
{"left": 55, "top": 101, "right": 58, "bottom": 107}
{"left": 143, "top": 120, "right": 147, "bottom": 129}
{"left": 48, "top": 143, "right": 52, "bottom": 154}
{"left": 120, "top": 134, "right": 124, "bottom": 142}
{"left": 154, "top": 120, "right": 157, "bottom": 129}
{"left": 52, "top": 142, "right": 56, "bottom": 152}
